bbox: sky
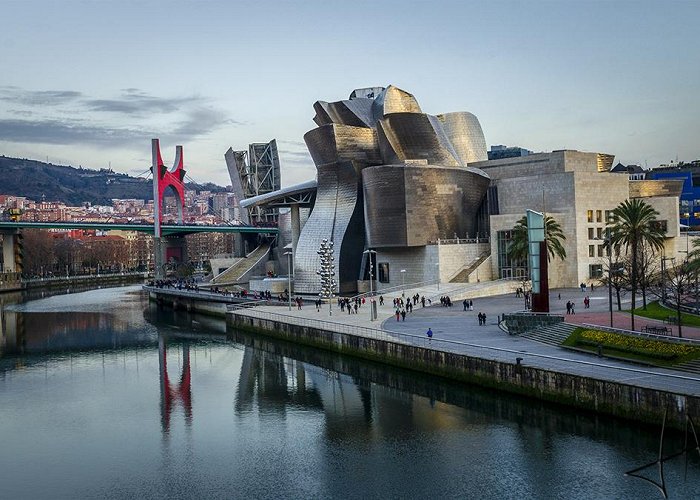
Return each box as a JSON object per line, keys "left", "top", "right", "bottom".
{"left": 1, "top": 0, "right": 699, "bottom": 188}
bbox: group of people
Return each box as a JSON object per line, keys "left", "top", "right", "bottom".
{"left": 462, "top": 299, "right": 474, "bottom": 311}
{"left": 439, "top": 296, "right": 453, "bottom": 307}
{"left": 579, "top": 282, "right": 593, "bottom": 292}
{"left": 566, "top": 300, "right": 576, "bottom": 314}
{"left": 477, "top": 312, "right": 487, "bottom": 325}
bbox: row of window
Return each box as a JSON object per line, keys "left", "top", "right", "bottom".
{"left": 586, "top": 210, "right": 613, "bottom": 223}
{"left": 588, "top": 245, "right": 611, "bottom": 258}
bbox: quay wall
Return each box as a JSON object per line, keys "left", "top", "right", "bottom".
{"left": 228, "top": 313, "right": 699, "bottom": 429}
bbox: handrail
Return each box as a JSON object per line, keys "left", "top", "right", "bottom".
{"left": 230, "top": 307, "right": 700, "bottom": 385}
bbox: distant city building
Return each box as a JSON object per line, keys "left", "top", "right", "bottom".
{"left": 610, "top": 162, "right": 646, "bottom": 180}
{"left": 646, "top": 160, "right": 700, "bottom": 227}
{"left": 487, "top": 145, "right": 533, "bottom": 160}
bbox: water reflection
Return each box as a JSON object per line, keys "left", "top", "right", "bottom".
{"left": 0, "top": 287, "right": 697, "bottom": 499}
{"left": 159, "top": 337, "right": 192, "bottom": 432}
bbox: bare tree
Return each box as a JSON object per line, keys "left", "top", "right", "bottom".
{"left": 657, "top": 258, "right": 695, "bottom": 338}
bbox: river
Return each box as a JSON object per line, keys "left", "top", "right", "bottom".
{"left": 0, "top": 285, "right": 697, "bottom": 499}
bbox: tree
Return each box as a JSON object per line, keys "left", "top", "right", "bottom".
{"left": 656, "top": 258, "right": 694, "bottom": 338}
{"left": 507, "top": 215, "right": 567, "bottom": 262}
{"left": 607, "top": 199, "right": 666, "bottom": 331}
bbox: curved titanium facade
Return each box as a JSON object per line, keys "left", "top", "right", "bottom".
{"left": 436, "top": 112, "right": 488, "bottom": 164}
{"left": 294, "top": 84, "right": 490, "bottom": 294}
{"left": 293, "top": 124, "right": 381, "bottom": 294}
{"left": 363, "top": 165, "right": 491, "bottom": 247}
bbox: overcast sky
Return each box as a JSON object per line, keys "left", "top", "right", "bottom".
{"left": 1, "top": 0, "right": 699, "bottom": 187}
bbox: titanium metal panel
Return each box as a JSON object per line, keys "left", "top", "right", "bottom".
{"left": 304, "top": 124, "right": 381, "bottom": 169}
{"left": 436, "top": 112, "right": 488, "bottom": 164}
{"left": 363, "top": 165, "right": 490, "bottom": 247}
{"left": 371, "top": 85, "right": 422, "bottom": 122}
{"left": 377, "top": 113, "right": 462, "bottom": 166}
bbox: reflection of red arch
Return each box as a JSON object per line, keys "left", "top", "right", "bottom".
{"left": 152, "top": 138, "right": 186, "bottom": 225}
{"left": 159, "top": 338, "right": 192, "bottom": 432}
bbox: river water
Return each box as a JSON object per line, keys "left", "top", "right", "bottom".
{"left": 0, "top": 285, "right": 697, "bottom": 499}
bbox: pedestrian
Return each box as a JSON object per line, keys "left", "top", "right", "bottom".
{"left": 401, "top": 309, "right": 406, "bottom": 321}
{"left": 426, "top": 327, "right": 433, "bottom": 341}
{"left": 571, "top": 302, "right": 575, "bottom": 314}
{"left": 566, "top": 301, "right": 571, "bottom": 314}
{"left": 477, "top": 312, "right": 483, "bottom": 325}
{"left": 463, "top": 299, "right": 468, "bottom": 311}
{"left": 558, "top": 293, "right": 561, "bottom": 300}
{"left": 482, "top": 312, "right": 486, "bottom": 325}
{"left": 591, "top": 284, "right": 594, "bottom": 293}
{"left": 379, "top": 295, "right": 384, "bottom": 306}
{"left": 469, "top": 299, "right": 473, "bottom": 311}
{"left": 395, "top": 309, "right": 400, "bottom": 321}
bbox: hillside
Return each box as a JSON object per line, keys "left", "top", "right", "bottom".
{"left": 0, "top": 155, "right": 226, "bottom": 205}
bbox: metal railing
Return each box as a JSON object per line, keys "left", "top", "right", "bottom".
{"left": 229, "top": 306, "right": 700, "bottom": 385}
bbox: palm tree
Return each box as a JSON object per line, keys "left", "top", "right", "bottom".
{"left": 507, "top": 215, "right": 567, "bottom": 262}
{"left": 607, "top": 198, "right": 666, "bottom": 331}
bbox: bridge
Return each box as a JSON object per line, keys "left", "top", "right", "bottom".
{"left": 0, "top": 221, "right": 277, "bottom": 236}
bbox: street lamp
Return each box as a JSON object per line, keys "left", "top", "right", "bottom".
{"left": 597, "top": 231, "right": 614, "bottom": 327}
{"left": 363, "top": 249, "right": 376, "bottom": 321}
{"left": 284, "top": 250, "right": 293, "bottom": 311}
{"left": 400, "top": 269, "right": 406, "bottom": 294}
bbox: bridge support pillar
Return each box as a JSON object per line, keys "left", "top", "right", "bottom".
{"left": 160, "top": 235, "right": 188, "bottom": 276}
{"left": 1, "top": 230, "right": 20, "bottom": 273}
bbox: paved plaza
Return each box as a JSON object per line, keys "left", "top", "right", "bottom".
{"left": 237, "top": 282, "right": 700, "bottom": 397}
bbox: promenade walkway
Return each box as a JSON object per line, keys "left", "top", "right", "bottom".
{"left": 230, "top": 282, "right": 700, "bottom": 397}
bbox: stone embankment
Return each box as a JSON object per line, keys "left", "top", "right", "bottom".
{"left": 228, "top": 310, "right": 699, "bottom": 430}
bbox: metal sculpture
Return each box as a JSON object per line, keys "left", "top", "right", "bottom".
{"left": 317, "top": 239, "right": 336, "bottom": 316}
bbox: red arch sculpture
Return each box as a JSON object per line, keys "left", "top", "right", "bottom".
{"left": 151, "top": 138, "right": 186, "bottom": 228}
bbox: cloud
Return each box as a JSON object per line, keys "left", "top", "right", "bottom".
{"left": 85, "top": 89, "right": 204, "bottom": 115}
{"left": 279, "top": 148, "right": 313, "bottom": 165}
{"left": 169, "top": 107, "right": 242, "bottom": 139}
{"left": 0, "top": 118, "right": 151, "bottom": 146}
{"left": 0, "top": 86, "right": 83, "bottom": 106}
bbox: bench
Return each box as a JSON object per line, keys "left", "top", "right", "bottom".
{"left": 642, "top": 325, "right": 672, "bottom": 335}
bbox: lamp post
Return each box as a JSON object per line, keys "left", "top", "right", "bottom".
{"left": 285, "top": 250, "right": 293, "bottom": 311}
{"left": 400, "top": 269, "right": 406, "bottom": 294}
{"left": 363, "top": 249, "right": 376, "bottom": 321}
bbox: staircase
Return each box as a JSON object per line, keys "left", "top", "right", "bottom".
{"left": 449, "top": 252, "right": 489, "bottom": 283}
{"left": 519, "top": 322, "right": 577, "bottom": 347}
{"left": 674, "top": 358, "right": 700, "bottom": 375}
{"left": 211, "top": 243, "right": 270, "bottom": 285}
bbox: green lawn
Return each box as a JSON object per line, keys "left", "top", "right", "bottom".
{"left": 631, "top": 301, "right": 700, "bottom": 328}
{"left": 563, "top": 326, "right": 700, "bottom": 367}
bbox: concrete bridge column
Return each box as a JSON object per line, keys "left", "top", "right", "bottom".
{"left": 1, "top": 230, "right": 20, "bottom": 273}
{"left": 290, "top": 204, "right": 300, "bottom": 278}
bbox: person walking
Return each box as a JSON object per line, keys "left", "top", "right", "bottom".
{"left": 401, "top": 309, "right": 406, "bottom": 321}
{"left": 463, "top": 299, "right": 468, "bottom": 311}
{"left": 426, "top": 327, "right": 433, "bottom": 341}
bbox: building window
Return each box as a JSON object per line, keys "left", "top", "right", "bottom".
{"left": 596, "top": 210, "right": 602, "bottom": 222}
{"left": 588, "top": 228, "right": 594, "bottom": 239}
{"left": 598, "top": 245, "right": 604, "bottom": 257}
{"left": 589, "top": 245, "right": 595, "bottom": 257}
{"left": 650, "top": 220, "right": 668, "bottom": 233}
{"left": 587, "top": 210, "right": 594, "bottom": 223}
{"left": 589, "top": 264, "right": 603, "bottom": 279}
{"left": 496, "top": 230, "right": 528, "bottom": 278}
{"left": 596, "top": 227, "right": 603, "bottom": 239}
{"left": 378, "top": 263, "right": 390, "bottom": 283}
{"left": 605, "top": 210, "right": 612, "bottom": 222}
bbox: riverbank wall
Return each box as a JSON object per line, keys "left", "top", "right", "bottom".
{"left": 22, "top": 273, "right": 147, "bottom": 292}
{"left": 227, "top": 312, "right": 699, "bottom": 429}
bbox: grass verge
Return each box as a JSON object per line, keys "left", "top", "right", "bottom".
{"left": 563, "top": 327, "right": 700, "bottom": 367}
{"left": 631, "top": 301, "right": 700, "bottom": 328}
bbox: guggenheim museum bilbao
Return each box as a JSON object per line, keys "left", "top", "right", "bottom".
{"left": 241, "top": 85, "right": 685, "bottom": 294}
